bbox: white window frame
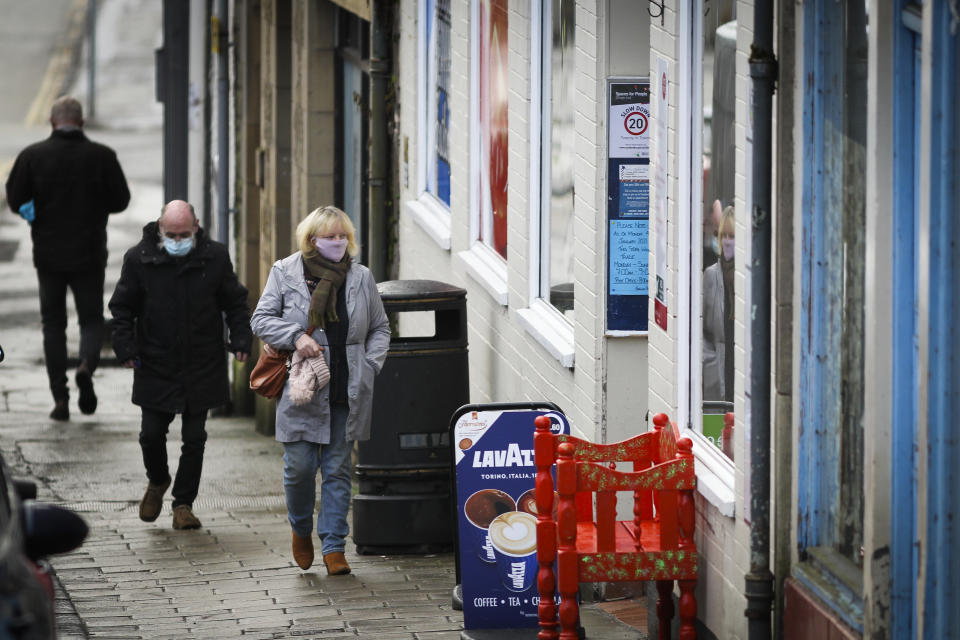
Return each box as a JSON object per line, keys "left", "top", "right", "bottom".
{"left": 680, "top": 0, "right": 734, "bottom": 515}
{"left": 513, "top": 0, "right": 574, "bottom": 368}
{"left": 407, "top": 0, "right": 452, "bottom": 250}
{"left": 457, "top": 0, "right": 508, "bottom": 305}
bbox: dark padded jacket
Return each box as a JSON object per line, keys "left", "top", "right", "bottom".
{"left": 5, "top": 128, "right": 130, "bottom": 272}
{"left": 109, "top": 222, "right": 253, "bottom": 413}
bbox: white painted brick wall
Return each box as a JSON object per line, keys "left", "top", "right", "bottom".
{"left": 397, "top": 0, "right": 598, "bottom": 439}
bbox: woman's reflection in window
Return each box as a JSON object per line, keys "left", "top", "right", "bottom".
{"left": 702, "top": 205, "right": 735, "bottom": 403}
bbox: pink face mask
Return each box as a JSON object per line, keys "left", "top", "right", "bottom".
{"left": 313, "top": 236, "right": 348, "bottom": 262}
{"left": 722, "top": 237, "right": 735, "bottom": 261}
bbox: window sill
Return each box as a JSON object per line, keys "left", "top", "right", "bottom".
{"left": 682, "top": 428, "right": 735, "bottom": 517}
{"left": 457, "top": 243, "right": 508, "bottom": 306}
{"left": 517, "top": 299, "right": 575, "bottom": 369}
{"left": 405, "top": 194, "right": 451, "bottom": 250}
{"left": 792, "top": 549, "right": 864, "bottom": 633}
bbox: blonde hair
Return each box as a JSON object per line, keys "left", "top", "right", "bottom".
{"left": 718, "top": 205, "right": 735, "bottom": 239}
{"left": 296, "top": 205, "right": 359, "bottom": 258}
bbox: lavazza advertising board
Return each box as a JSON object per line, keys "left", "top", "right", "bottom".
{"left": 453, "top": 408, "right": 570, "bottom": 630}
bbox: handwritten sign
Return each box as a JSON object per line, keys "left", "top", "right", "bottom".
{"left": 609, "top": 220, "right": 649, "bottom": 295}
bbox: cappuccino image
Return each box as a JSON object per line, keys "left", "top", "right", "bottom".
{"left": 518, "top": 488, "right": 559, "bottom": 519}
{"left": 517, "top": 489, "right": 538, "bottom": 515}
{"left": 488, "top": 511, "right": 537, "bottom": 556}
{"left": 464, "top": 489, "right": 515, "bottom": 528}
{"left": 464, "top": 489, "right": 516, "bottom": 563}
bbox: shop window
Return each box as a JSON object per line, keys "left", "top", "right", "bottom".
{"left": 409, "top": 0, "right": 453, "bottom": 250}
{"left": 424, "top": 0, "right": 451, "bottom": 207}
{"left": 476, "top": 0, "right": 508, "bottom": 259}
{"left": 514, "top": 0, "right": 575, "bottom": 367}
{"left": 794, "top": 0, "right": 868, "bottom": 629}
{"left": 458, "top": 0, "right": 509, "bottom": 305}
{"left": 693, "top": 0, "right": 737, "bottom": 460}
{"left": 538, "top": 0, "right": 576, "bottom": 320}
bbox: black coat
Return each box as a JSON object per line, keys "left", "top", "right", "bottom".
{"left": 5, "top": 129, "right": 130, "bottom": 272}
{"left": 109, "top": 222, "right": 253, "bottom": 412}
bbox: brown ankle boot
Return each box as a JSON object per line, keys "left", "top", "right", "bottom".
{"left": 139, "top": 478, "right": 171, "bottom": 522}
{"left": 291, "top": 532, "right": 314, "bottom": 570}
{"left": 322, "top": 551, "right": 351, "bottom": 575}
{"left": 171, "top": 504, "right": 202, "bottom": 530}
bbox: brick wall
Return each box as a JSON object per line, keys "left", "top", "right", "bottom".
{"left": 395, "top": 0, "right": 602, "bottom": 439}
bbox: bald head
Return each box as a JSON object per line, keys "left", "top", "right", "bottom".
{"left": 159, "top": 200, "right": 199, "bottom": 241}
{"left": 50, "top": 96, "right": 83, "bottom": 129}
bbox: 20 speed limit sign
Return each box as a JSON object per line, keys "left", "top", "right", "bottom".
{"left": 624, "top": 110, "right": 648, "bottom": 136}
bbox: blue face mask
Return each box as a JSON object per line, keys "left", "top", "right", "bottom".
{"left": 163, "top": 236, "right": 193, "bottom": 257}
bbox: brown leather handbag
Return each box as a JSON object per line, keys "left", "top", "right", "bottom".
{"left": 248, "top": 343, "right": 290, "bottom": 399}
{"left": 249, "top": 326, "right": 317, "bottom": 399}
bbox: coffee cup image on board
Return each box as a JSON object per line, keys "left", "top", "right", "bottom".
{"left": 516, "top": 487, "right": 559, "bottom": 519}
{"left": 464, "top": 488, "right": 516, "bottom": 563}
{"left": 488, "top": 511, "right": 538, "bottom": 592}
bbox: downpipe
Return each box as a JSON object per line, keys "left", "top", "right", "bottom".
{"left": 216, "top": 0, "right": 229, "bottom": 247}
{"left": 746, "top": 1, "right": 777, "bottom": 638}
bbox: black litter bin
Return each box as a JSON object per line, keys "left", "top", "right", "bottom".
{"left": 352, "top": 280, "right": 469, "bottom": 554}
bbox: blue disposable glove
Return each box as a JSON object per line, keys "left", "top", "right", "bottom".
{"left": 17, "top": 200, "right": 34, "bottom": 225}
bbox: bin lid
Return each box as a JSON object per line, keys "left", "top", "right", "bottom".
{"left": 377, "top": 279, "right": 466, "bottom": 301}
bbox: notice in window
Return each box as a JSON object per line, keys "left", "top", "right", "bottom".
{"left": 618, "top": 164, "right": 650, "bottom": 217}
{"left": 609, "top": 219, "right": 649, "bottom": 296}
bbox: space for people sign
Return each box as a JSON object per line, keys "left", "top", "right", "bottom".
{"left": 453, "top": 408, "right": 570, "bottom": 629}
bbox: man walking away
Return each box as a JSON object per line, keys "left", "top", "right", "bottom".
{"left": 5, "top": 96, "right": 131, "bottom": 421}
{"left": 109, "top": 200, "right": 252, "bottom": 529}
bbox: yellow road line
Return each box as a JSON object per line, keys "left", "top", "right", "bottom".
{"left": 24, "top": 0, "right": 90, "bottom": 127}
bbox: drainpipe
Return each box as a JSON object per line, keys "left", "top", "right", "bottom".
{"left": 368, "top": 0, "right": 392, "bottom": 282}
{"left": 215, "top": 0, "right": 229, "bottom": 247}
{"left": 87, "top": 0, "right": 96, "bottom": 121}
{"left": 745, "top": 1, "right": 777, "bottom": 639}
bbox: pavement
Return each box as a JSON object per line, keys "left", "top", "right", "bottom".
{"left": 0, "top": 1, "right": 646, "bottom": 638}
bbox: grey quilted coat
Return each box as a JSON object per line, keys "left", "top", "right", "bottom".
{"left": 250, "top": 252, "right": 390, "bottom": 443}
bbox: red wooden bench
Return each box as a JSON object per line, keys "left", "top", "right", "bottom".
{"left": 533, "top": 412, "right": 698, "bottom": 639}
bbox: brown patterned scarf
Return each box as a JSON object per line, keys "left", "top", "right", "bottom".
{"left": 302, "top": 253, "right": 351, "bottom": 328}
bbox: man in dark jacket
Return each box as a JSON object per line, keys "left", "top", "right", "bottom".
{"left": 5, "top": 96, "right": 130, "bottom": 421}
{"left": 109, "top": 200, "right": 252, "bottom": 530}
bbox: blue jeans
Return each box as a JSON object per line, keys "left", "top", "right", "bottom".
{"left": 282, "top": 404, "right": 352, "bottom": 555}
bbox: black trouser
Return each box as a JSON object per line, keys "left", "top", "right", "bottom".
{"left": 36, "top": 268, "right": 105, "bottom": 401}
{"left": 139, "top": 407, "right": 209, "bottom": 508}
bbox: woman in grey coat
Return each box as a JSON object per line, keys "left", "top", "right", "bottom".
{"left": 250, "top": 206, "right": 390, "bottom": 575}
{"left": 702, "top": 205, "right": 735, "bottom": 403}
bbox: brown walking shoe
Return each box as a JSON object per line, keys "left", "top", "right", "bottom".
{"left": 138, "top": 478, "right": 171, "bottom": 522}
{"left": 322, "top": 551, "right": 351, "bottom": 576}
{"left": 291, "top": 532, "right": 314, "bottom": 570}
{"left": 172, "top": 504, "right": 202, "bottom": 530}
